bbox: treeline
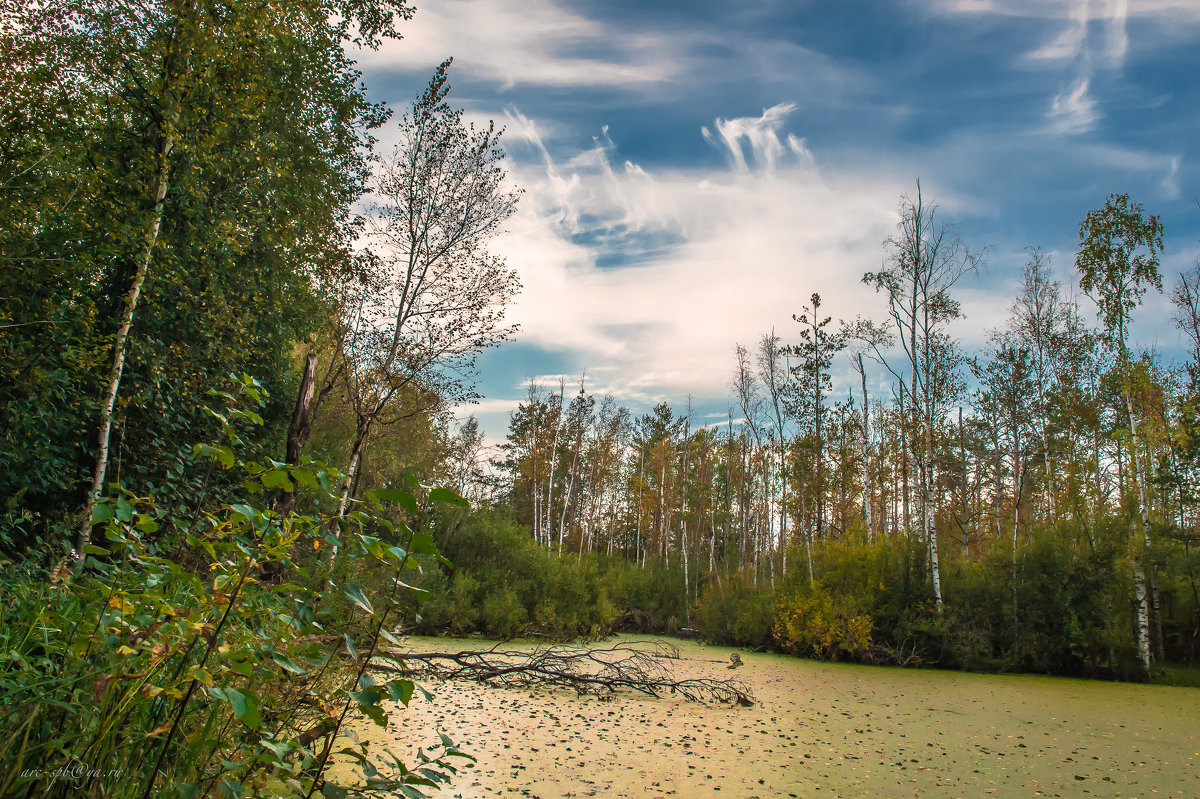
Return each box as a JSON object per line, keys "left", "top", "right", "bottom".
{"left": 1, "top": 1, "right": 512, "bottom": 796}
{"left": 468, "top": 189, "right": 1200, "bottom": 680}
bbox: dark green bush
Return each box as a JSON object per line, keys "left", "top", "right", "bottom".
{"left": 694, "top": 573, "right": 776, "bottom": 649}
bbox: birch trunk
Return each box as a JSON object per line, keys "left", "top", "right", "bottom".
{"left": 858, "top": 355, "right": 873, "bottom": 542}
{"left": 925, "top": 416, "right": 944, "bottom": 613}
{"left": 558, "top": 444, "right": 579, "bottom": 553}
{"left": 78, "top": 120, "right": 176, "bottom": 557}
{"left": 959, "top": 407, "right": 969, "bottom": 557}
{"left": 1125, "top": 392, "right": 1153, "bottom": 673}
{"left": 335, "top": 439, "right": 364, "bottom": 520}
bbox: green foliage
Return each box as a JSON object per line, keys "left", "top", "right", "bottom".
{"left": 694, "top": 574, "right": 776, "bottom": 649}
{"left": 413, "top": 510, "right": 687, "bottom": 640}
{"left": 1075, "top": 193, "right": 1164, "bottom": 352}
{"left": 0, "top": 0, "right": 407, "bottom": 547}
{"left": 599, "top": 556, "right": 686, "bottom": 634}
{"left": 0, "top": 377, "right": 469, "bottom": 798}
{"left": 775, "top": 583, "right": 873, "bottom": 661}
{"left": 694, "top": 529, "right": 1158, "bottom": 678}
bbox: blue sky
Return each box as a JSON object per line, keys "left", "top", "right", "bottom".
{"left": 352, "top": 0, "right": 1200, "bottom": 441}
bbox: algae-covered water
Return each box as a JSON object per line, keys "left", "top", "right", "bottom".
{"left": 339, "top": 636, "right": 1199, "bottom": 798}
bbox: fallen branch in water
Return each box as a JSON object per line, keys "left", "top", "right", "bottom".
{"left": 374, "top": 640, "right": 755, "bottom": 706}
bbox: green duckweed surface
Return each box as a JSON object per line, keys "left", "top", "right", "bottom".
{"left": 339, "top": 636, "right": 1200, "bottom": 798}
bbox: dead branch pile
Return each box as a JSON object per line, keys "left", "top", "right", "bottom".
{"left": 375, "top": 640, "right": 754, "bottom": 706}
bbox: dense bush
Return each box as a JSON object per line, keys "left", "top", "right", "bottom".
{"left": 416, "top": 511, "right": 618, "bottom": 639}
{"left": 410, "top": 507, "right": 1182, "bottom": 681}
{"left": 694, "top": 573, "right": 776, "bottom": 649}
{"left": 0, "top": 377, "right": 470, "bottom": 798}
{"left": 598, "top": 556, "right": 687, "bottom": 633}
{"left": 941, "top": 521, "right": 1141, "bottom": 677}
{"left": 774, "top": 583, "right": 873, "bottom": 661}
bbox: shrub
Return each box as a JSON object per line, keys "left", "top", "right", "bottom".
{"left": 694, "top": 573, "right": 776, "bottom": 649}
{"left": 774, "top": 581, "right": 873, "bottom": 661}
{"left": 0, "top": 375, "right": 470, "bottom": 798}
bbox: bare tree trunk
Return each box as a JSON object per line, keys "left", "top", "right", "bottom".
{"left": 679, "top": 415, "right": 691, "bottom": 622}
{"left": 682, "top": 520, "right": 690, "bottom": 624}
{"left": 544, "top": 381, "right": 564, "bottom": 548}
{"left": 335, "top": 439, "right": 364, "bottom": 523}
{"left": 78, "top": 121, "right": 176, "bottom": 558}
{"left": 278, "top": 352, "right": 318, "bottom": 516}
{"left": 659, "top": 457, "right": 668, "bottom": 562}
{"left": 858, "top": 354, "right": 873, "bottom": 542}
{"left": 993, "top": 423, "right": 1003, "bottom": 540}
{"left": 780, "top": 439, "right": 788, "bottom": 577}
{"left": 1090, "top": 368, "right": 1103, "bottom": 523}
{"left": 900, "top": 385, "right": 910, "bottom": 533}
{"left": 1042, "top": 422, "right": 1055, "bottom": 523}
{"left": 558, "top": 442, "right": 580, "bottom": 554}
{"left": 1133, "top": 558, "right": 1152, "bottom": 675}
{"left": 709, "top": 493, "right": 716, "bottom": 573}
{"left": 959, "top": 407, "right": 969, "bottom": 557}
{"left": 1012, "top": 450, "right": 1022, "bottom": 655}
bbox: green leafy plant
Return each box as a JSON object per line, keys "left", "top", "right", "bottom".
{"left": 0, "top": 375, "right": 471, "bottom": 798}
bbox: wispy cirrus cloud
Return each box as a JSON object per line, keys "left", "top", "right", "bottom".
{"left": 1040, "top": 0, "right": 1124, "bottom": 134}
{"left": 352, "top": 0, "right": 1200, "bottom": 440}
{"left": 489, "top": 105, "right": 905, "bottom": 406}
{"left": 1049, "top": 75, "right": 1098, "bottom": 134}
{"left": 931, "top": 0, "right": 1200, "bottom": 135}
{"left": 931, "top": 0, "right": 1197, "bottom": 23}
{"left": 701, "top": 103, "right": 814, "bottom": 173}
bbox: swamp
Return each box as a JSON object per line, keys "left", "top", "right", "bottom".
{"left": 339, "top": 637, "right": 1200, "bottom": 798}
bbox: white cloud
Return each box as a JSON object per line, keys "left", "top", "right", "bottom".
{"left": 1024, "top": 18, "right": 1088, "bottom": 63}
{"left": 936, "top": 0, "right": 1197, "bottom": 135}
{"left": 479, "top": 106, "right": 1189, "bottom": 415}
{"left": 932, "top": 0, "right": 1200, "bottom": 23}
{"left": 452, "top": 397, "right": 524, "bottom": 417}
{"left": 1108, "top": 0, "right": 1130, "bottom": 62}
{"left": 701, "top": 103, "right": 807, "bottom": 173}
{"left": 349, "top": 0, "right": 683, "bottom": 90}
{"left": 1049, "top": 76, "right": 1098, "bottom": 133}
{"left": 1160, "top": 155, "right": 1181, "bottom": 199}
{"left": 488, "top": 109, "right": 905, "bottom": 407}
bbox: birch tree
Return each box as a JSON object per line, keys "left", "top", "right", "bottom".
{"left": 1075, "top": 192, "right": 1164, "bottom": 674}
{"left": 336, "top": 60, "right": 520, "bottom": 519}
{"left": 862, "top": 183, "right": 982, "bottom": 611}
{"left": 1008, "top": 248, "right": 1070, "bottom": 520}
{"left": 757, "top": 331, "right": 790, "bottom": 576}
{"left": 56, "top": 0, "right": 414, "bottom": 558}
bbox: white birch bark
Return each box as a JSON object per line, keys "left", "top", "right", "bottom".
{"left": 79, "top": 119, "right": 176, "bottom": 557}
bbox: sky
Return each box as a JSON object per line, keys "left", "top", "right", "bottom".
{"left": 351, "top": 0, "right": 1200, "bottom": 443}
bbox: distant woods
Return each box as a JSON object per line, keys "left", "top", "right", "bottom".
{"left": 475, "top": 187, "right": 1200, "bottom": 680}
